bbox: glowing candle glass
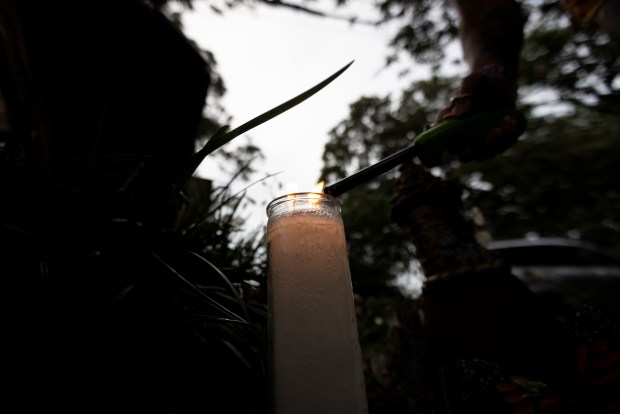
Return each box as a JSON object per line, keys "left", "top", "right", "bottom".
{"left": 266, "top": 192, "right": 368, "bottom": 414}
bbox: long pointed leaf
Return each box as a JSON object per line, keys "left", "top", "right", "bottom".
{"left": 170, "top": 124, "right": 230, "bottom": 193}
{"left": 172, "top": 60, "right": 353, "bottom": 189}
{"left": 139, "top": 61, "right": 354, "bottom": 219}
{"left": 148, "top": 249, "right": 247, "bottom": 323}
{"left": 201, "top": 60, "right": 354, "bottom": 155}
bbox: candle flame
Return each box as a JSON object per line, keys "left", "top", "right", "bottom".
{"left": 285, "top": 181, "right": 324, "bottom": 199}
{"left": 283, "top": 181, "right": 325, "bottom": 207}
{"left": 312, "top": 180, "right": 325, "bottom": 193}
{"left": 308, "top": 181, "right": 325, "bottom": 207}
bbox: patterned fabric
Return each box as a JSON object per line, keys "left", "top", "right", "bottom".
{"left": 391, "top": 161, "right": 620, "bottom": 413}
{"left": 443, "top": 301, "right": 620, "bottom": 413}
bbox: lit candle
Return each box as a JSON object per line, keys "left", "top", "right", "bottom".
{"left": 266, "top": 191, "right": 368, "bottom": 414}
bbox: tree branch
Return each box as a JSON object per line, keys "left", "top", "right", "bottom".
{"left": 258, "top": 0, "right": 378, "bottom": 25}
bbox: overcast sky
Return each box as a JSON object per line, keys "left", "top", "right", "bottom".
{"left": 179, "top": 1, "right": 427, "bottom": 233}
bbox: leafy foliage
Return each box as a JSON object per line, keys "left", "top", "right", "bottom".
{"left": 320, "top": 77, "right": 459, "bottom": 293}
{"left": 315, "top": 1, "right": 620, "bottom": 411}
{"left": 454, "top": 109, "right": 620, "bottom": 254}
{"left": 0, "top": 1, "right": 352, "bottom": 411}
{"left": 5, "top": 0, "right": 620, "bottom": 411}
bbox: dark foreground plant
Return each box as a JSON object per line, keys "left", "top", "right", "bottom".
{"left": 1, "top": 61, "right": 352, "bottom": 413}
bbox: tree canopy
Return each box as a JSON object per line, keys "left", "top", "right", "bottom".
{"left": 317, "top": 0, "right": 620, "bottom": 296}
{"left": 315, "top": 5, "right": 620, "bottom": 408}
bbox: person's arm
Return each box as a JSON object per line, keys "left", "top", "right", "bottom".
{"left": 451, "top": 0, "right": 525, "bottom": 74}
{"left": 435, "top": 0, "right": 527, "bottom": 162}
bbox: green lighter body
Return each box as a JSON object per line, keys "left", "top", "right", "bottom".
{"left": 414, "top": 109, "right": 527, "bottom": 167}
{"left": 322, "top": 109, "right": 527, "bottom": 197}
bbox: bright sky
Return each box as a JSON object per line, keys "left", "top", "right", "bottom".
{"left": 179, "top": 2, "right": 423, "bottom": 233}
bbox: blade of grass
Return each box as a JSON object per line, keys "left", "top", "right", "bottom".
{"left": 206, "top": 170, "right": 282, "bottom": 218}
{"left": 201, "top": 60, "right": 354, "bottom": 155}
{"left": 148, "top": 249, "right": 247, "bottom": 323}
{"left": 188, "top": 250, "right": 250, "bottom": 321}
{"left": 169, "top": 60, "right": 353, "bottom": 190}
{"left": 169, "top": 124, "right": 230, "bottom": 193}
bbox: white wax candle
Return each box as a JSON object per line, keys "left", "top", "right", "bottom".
{"left": 267, "top": 194, "right": 368, "bottom": 414}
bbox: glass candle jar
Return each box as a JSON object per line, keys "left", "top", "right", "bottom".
{"left": 266, "top": 192, "right": 368, "bottom": 414}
